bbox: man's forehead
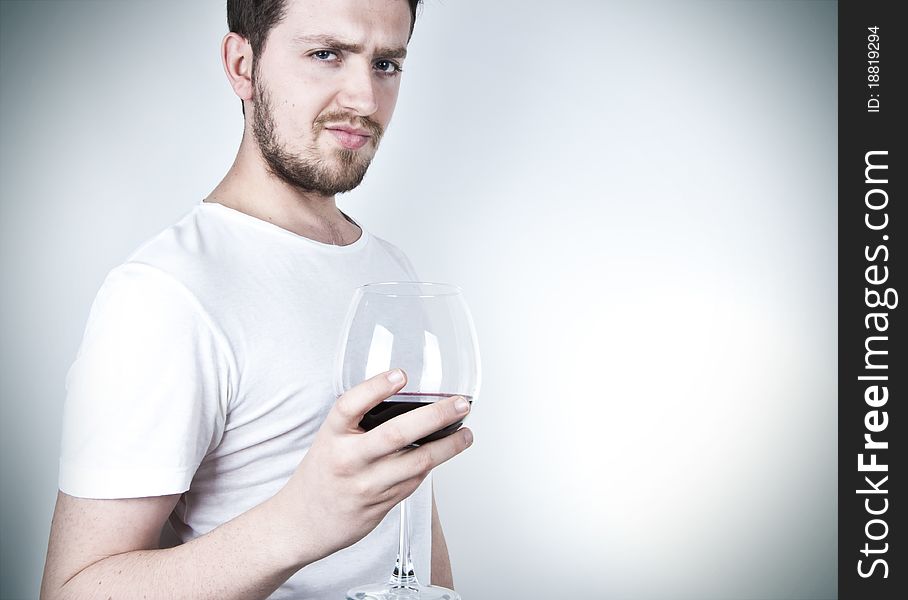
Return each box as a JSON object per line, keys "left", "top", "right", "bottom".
{"left": 276, "top": 0, "right": 411, "bottom": 48}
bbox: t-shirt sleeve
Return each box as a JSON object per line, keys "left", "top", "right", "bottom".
{"left": 59, "top": 263, "right": 231, "bottom": 499}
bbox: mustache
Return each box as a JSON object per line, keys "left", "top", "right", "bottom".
{"left": 314, "top": 111, "right": 384, "bottom": 140}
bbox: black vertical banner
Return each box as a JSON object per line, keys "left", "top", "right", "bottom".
{"left": 839, "top": 1, "right": 904, "bottom": 599}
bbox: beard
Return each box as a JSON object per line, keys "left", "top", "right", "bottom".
{"left": 251, "top": 74, "right": 384, "bottom": 196}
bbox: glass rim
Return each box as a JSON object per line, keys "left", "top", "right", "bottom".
{"left": 358, "top": 281, "right": 463, "bottom": 297}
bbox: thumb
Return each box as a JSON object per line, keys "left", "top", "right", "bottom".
{"left": 327, "top": 369, "right": 407, "bottom": 432}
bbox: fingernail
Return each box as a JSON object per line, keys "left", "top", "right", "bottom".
{"left": 387, "top": 369, "right": 404, "bottom": 384}
{"left": 454, "top": 396, "right": 470, "bottom": 414}
{"left": 463, "top": 429, "right": 474, "bottom": 446}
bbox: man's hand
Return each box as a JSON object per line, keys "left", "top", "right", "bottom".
{"left": 271, "top": 368, "right": 473, "bottom": 562}
{"left": 41, "top": 368, "right": 471, "bottom": 600}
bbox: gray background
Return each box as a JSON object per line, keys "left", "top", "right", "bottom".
{"left": 0, "top": 1, "right": 837, "bottom": 598}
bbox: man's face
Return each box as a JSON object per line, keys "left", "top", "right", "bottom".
{"left": 250, "top": 0, "right": 411, "bottom": 196}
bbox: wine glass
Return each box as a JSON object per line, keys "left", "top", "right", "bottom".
{"left": 335, "top": 282, "right": 481, "bottom": 600}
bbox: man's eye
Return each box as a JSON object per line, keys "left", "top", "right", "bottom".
{"left": 375, "top": 60, "right": 402, "bottom": 75}
{"left": 312, "top": 50, "right": 337, "bottom": 61}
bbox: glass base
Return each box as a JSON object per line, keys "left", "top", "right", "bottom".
{"left": 346, "top": 583, "right": 461, "bottom": 600}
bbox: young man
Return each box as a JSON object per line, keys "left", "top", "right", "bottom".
{"left": 40, "top": 1, "right": 473, "bottom": 598}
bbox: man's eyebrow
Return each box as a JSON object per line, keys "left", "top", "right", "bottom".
{"left": 292, "top": 34, "right": 407, "bottom": 59}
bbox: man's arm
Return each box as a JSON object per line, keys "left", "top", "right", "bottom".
{"left": 431, "top": 487, "right": 455, "bottom": 588}
{"left": 41, "top": 370, "right": 473, "bottom": 600}
{"left": 40, "top": 491, "right": 303, "bottom": 600}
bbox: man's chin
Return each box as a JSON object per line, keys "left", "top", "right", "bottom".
{"left": 262, "top": 145, "right": 374, "bottom": 195}
{"left": 331, "top": 173, "right": 370, "bottom": 195}
{"left": 324, "top": 155, "right": 374, "bottom": 188}
{"left": 291, "top": 169, "right": 370, "bottom": 196}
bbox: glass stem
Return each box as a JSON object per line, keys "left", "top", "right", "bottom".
{"left": 389, "top": 497, "right": 419, "bottom": 588}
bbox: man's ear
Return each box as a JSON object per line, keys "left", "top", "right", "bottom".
{"left": 221, "top": 32, "right": 254, "bottom": 102}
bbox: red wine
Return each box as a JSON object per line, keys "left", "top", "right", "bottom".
{"left": 359, "top": 392, "right": 473, "bottom": 446}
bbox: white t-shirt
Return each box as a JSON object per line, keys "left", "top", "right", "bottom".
{"left": 59, "top": 200, "right": 432, "bottom": 598}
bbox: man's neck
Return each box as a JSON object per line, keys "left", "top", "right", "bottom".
{"left": 205, "top": 136, "right": 362, "bottom": 246}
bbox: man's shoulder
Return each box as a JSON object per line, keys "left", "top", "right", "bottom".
{"left": 124, "top": 204, "right": 220, "bottom": 269}
{"left": 368, "top": 234, "right": 419, "bottom": 280}
{"left": 102, "top": 204, "right": 242, "bottom": 311}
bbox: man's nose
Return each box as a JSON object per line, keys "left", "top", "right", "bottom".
{"left": 337, "top": 62, "right": 379, "bottom": 117}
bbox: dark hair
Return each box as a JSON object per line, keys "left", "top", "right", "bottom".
{"left": 227, "top": 0, "right": 423, "bottom": 58}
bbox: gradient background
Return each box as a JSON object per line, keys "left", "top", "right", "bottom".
{"left": 0, "top": 1, "right": 837, "bottom": 598}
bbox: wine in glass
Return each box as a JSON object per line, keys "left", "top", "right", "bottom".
{"left": 335, "top": 282, "right": 480, "bottom": 600}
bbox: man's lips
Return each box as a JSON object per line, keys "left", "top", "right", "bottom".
{"left": 324, "top": 126, "right": 372, "bottom": 150}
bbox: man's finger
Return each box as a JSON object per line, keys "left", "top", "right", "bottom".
{"left": 328, "top": 369, "right": 407, "bottom": 432}
{"left": 392, "top": 426, "right": 474, "bottom": 479}
{"left": 356, "top": 426, "right": 474, "bottom": 506}
{"left": 363, "top": 395, "right": 471, "bottom": 459}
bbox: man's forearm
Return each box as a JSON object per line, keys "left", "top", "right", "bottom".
{"left": 43, "top": 495, "right": 310, "bottom": 600}
{"left": 430, "top": 489, "right": 455, "bottom": 588}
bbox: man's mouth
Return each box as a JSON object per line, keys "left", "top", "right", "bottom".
{"left": 324, "top": 126, "right": 372, "bottom": 150}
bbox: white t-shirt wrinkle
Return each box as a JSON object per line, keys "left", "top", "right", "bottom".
{"left": 59, "top": 200, "right": 431, "bottom": 598}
